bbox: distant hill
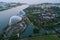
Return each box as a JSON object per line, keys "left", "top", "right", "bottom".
{"left": 0, "top": 2, "right": 7, "bottom": 5}
{"left": 41, "top": 3, "right": 60, "bottom": 5}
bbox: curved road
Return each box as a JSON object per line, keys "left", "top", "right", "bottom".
{"left": 0, "top": 5, "right": 29, "bottom": 32}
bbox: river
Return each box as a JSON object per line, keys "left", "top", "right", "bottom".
{"left": 0, "top": 5, "right": 29, "bottom": 33}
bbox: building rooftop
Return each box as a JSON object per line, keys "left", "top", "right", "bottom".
{"left": 9, "top": 16, "right": 22, "bottom": 25}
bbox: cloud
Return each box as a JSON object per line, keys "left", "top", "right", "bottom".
{"left": 0, "top": 0, "right": 60, "bottom": 4}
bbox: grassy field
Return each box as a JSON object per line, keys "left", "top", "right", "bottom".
{"left": 21, "top": 36, "right": 60, "bottom": 40}
{"left": 29, "top": 36, "right": 60, "bottom": 40}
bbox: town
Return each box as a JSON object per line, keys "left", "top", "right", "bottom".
{"left": 0, "top": 1, "right": 60, "bottom": 40}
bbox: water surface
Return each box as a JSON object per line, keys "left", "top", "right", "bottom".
{"left": 0, "top": 5, "right": 29, "bottom": 33}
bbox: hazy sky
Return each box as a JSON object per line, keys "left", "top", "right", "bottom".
{"left": 0, "top": 0, "right": 60, "bottom": 4}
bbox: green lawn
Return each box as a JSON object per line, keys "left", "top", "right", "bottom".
{"left": 31, "top": 36, "right": 60, "bottom": 40}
